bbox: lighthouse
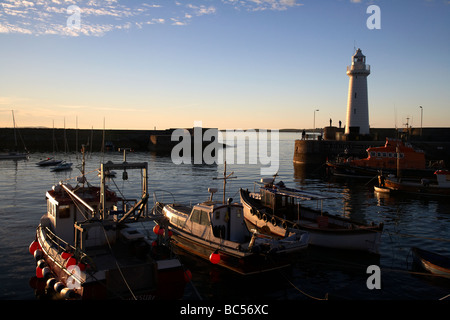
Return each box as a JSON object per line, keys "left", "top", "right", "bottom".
{"left": 345, "top": 48, "right": 370, "bottom": 135}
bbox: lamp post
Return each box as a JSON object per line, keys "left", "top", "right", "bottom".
{"left": 419, "top": 106, "right": 423, "bottom": 137}
{"left": 313, "top": 109, "right": 319, "bottom": 134}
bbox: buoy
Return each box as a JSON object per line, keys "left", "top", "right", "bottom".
{"left": 37, "top": 259, "right": 46, "bottom": 269}
{"left": 184, "top": 269, "right": 192, "bottom": 283}
{"left": 209, "top": 251, "right": 220, "bottom": 264}
{"left": 54, "top": 282, "right": 65, "bottom": 293}
{"left": 46, "top": 278, "right": 57, "bottom": 290}
{"left": 29, "top": 240, "right": 40, "bottom": 255}
{"left": 60, "top": 287, "right": 75, "bottom": 299}
{"left": 153, "top": 225, "right": 160, "bottom": 235}
{"left": 34, "top": 249, "right": 43, "bottom": 261}
{"left": 66, "top": 257, "right": 77, "bottom": 267}
{"left": 61, "top": 251, "right": 71, "bottom": 260}
{"left": 42, "top": 267, "right": 51, "bottom": 279}
{"left": 36, "top": 266, "right": 44, "bottom": 279}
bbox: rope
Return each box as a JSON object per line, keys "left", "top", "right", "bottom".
{"left": 268, "top": 255, "right": 328, "bottom": 300}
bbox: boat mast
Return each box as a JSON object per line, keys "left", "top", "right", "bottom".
{"left": 11, "top": 110, "right": 18, "bottom": 150}
{"left": 213, "top": 161, "right": 237, "bottom": 204}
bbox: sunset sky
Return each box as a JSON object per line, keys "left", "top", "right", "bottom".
{"left": 1, "top": 0, "right": 449, "bottom": 130}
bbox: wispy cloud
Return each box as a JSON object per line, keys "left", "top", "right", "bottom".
{"left": 0, "top": 0, "right": 303, "bottom": 36}
{"left": 222, "top": 0, "right": 303, "bottom": 11}
{"left": 0, "top": 0, "right": 188, "bottom": 36}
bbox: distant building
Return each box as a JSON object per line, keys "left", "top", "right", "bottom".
{"left": 345, "top": 48, "right": 370, "bottom": 135}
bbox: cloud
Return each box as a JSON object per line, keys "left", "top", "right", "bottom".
{"left": 0, "top": 0, "right": 302, "bottom": 37}
{"left": 0, "top": 0, "right": 169, "bottom": 36}
{"left": 222, "top": 0, "right": 303, "bottom": 11}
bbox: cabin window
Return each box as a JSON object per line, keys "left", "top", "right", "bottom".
{"left": 58, "top": 205, "right": 70, "bottom": 219}
{"left": 191, "top": 209, "right": 209, "bottom": 226}
{"left": 370, "top": 151, "right": 376, "bottom": 157}
{"left": 190, "top": 209, "right": 201, "bottom": 224}
{"left": 382, "top": 153, "right": 387, "bottom": 157}
{"left": 377, "top": 152, "right": 381, "bottom": 157}
{"left": 48, "top": 202, "right": 57, "bottom": 217}
{"left": 388, "top": 153, "right": 393, "bottom": 158}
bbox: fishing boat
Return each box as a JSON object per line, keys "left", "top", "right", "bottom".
{"left": 154, "top": 164, "right": 309, "bottom": 275}
{"left": 36, "top": 157, "right": 63, "bottom": 167}
{"left": 411, "top": 247, "right": 450, "bottom": 279}
{"left": 382, "top": 170, "right": 450, "bottom": 197}
{"left": 29, "top": 147, "right": 187, "bottom": 300}
{"left": 326, "top": 138, "right": 439, "bottom": 179}
{"left": 50, "top": 161, "right": 73, "bottom": 172}
{"left": 240, "top": 177, "right": 383, "bottom": 254}
{"left": 373, "top": 175, "right": 390, "bottom": 194}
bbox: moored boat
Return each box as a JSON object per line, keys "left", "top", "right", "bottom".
{"left": 29, "top": 148, "right": 187, "bottom": 300}
{"left": 50, "top": 160, "right": 73, "bottom": 172}
{"left": 240, "top": 178, "right": 383, "bottom": 254}
{"left": 155, "top": 188, "right": 309, "bottom": 275}
{"left": 411, "top": 247, "right": 450, "bottom": 279}
{"left": 36, "top": 157, "right": 63, "bottom": 167}
{"left": 383, "top": 170, "right": 450, "bottom": 197}
{"left": 326, "top": 138, "right": 440, "bottom": 179}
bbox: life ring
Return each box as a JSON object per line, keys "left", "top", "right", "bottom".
{"left": 271, "top": 217, "right": 277, "bottom": 226}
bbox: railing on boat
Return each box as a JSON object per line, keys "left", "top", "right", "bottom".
{"left": 38, "top": 225, "right": 92, "bottom": 268}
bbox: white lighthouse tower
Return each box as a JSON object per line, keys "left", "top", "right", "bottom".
{"left": 345, "top": 48, "right": 370, "bottom": 135}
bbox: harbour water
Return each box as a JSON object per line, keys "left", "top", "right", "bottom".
{"left": 1, "top": 132, "right": 449, "bottom": 300}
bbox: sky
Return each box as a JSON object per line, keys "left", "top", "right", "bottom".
{"left": 0, "top": 0, "right": 449, "bottom": 131}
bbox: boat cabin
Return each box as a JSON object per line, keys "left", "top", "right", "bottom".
{"left": 185, "top": 200, "right": 250, "bottom": 243}
{"left": 44, "top": 184, "right": 120, "bottom": 247}
{"left": 257, "top": 179, "right": 329, "bottom": 219}
{"left": 351, "top": 138, "right": 425, "bottom": 170}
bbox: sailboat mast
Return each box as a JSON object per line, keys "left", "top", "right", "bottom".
{"left": 11, "top": 110, "right": 18, "bottom": 149}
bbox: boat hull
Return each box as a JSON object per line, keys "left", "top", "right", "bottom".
{"left": 412, "top": 247, "right": 450, "bottom": 279}
{"left": 384, "top": 178, "right": 450, "bottom": 197}
{"left": 326, "top": 162, "right": 435, "bottom": 179}
{"left": 240, "top": 189, "right": 382, "bottom": 254}
{"left": 170, "top": 228, "right": 291, "bottom": 276}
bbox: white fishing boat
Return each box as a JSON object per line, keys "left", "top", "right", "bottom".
{"left": 240, "top": 177, "right": 383, "bottom": 254}
{"left": 383, "top": 170, "right": 450, "bottom": 197}
{"left": 29, "top": 147, "right": 187, "bottom": 300}
{"left": 154, "top": 164, "right": 309, "bottom": 275}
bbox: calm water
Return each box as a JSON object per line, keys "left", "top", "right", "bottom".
{"left": 1, "top": 132, "right": 450, "bottom": 300}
